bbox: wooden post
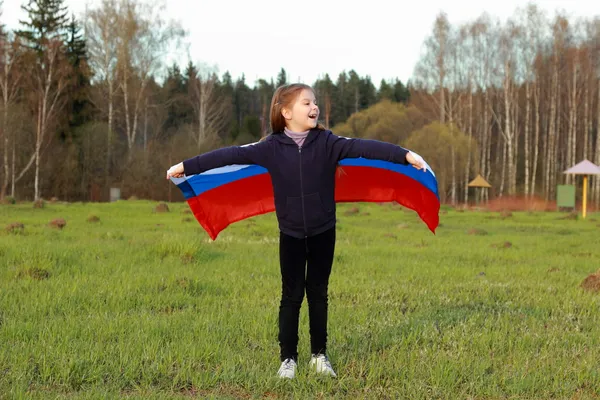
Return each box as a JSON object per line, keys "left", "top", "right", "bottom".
{"left": 582, "top": 175, "right": 588, "bottom": 219}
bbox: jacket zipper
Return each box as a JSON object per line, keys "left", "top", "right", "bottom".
{"left": 298, "top": 146, "right": 308, "bottom": 238}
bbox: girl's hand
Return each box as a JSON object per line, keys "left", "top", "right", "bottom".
{"left": 166, "top": 162, "right": 185, "bottom": 179}
{"left": 406, "top": 151, "right": 427, "bottom": 172}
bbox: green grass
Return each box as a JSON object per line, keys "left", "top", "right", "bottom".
{"left": 1, "top": 200, "right": 600, "bottom": 399}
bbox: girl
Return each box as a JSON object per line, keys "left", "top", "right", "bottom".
{"left": 166, "top": 83, "right": 426, "bottom": 379}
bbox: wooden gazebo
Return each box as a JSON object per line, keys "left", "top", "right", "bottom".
{"left": 468, "top": 174, "right": 492, "bottom": 204}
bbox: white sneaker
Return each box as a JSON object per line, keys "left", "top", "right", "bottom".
{"left": 309, "top": 354, "right": 337, "bottom": 377}
{"left": 277, "top": 358, "right": 297, "bottom": 379}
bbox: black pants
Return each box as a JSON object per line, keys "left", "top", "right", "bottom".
{"left": 278, "top": 227, "right": 336, "bottom": 362}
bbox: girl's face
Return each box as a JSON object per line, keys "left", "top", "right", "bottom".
{"left": 282, "top": 89, "right": 320, "bottom": 132}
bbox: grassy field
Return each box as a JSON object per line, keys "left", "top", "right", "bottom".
{"left": 1, "top": 200, "right": 599, "bottom": 399}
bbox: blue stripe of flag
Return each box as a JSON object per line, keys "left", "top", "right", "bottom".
{"left": 177, "top": 165, "right": 268, "bottom": 199}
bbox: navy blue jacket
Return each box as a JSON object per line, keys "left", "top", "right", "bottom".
{"left": 183, "top": 128, "right": 409, "bottom": 239}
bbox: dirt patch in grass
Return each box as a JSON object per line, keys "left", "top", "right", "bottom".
{"left": 33, "top": 199, "right": 45, "bottom": 209}
{"left": 581, "top": 271, "right": 600, "bottom": 293}
{"left": 87, "top": 215, "right": 100, "bottom": 223}
{"left": 383, "top": 232, "right": 397, "bottom": 239}
{"left": 48, "top": 218, "right": 66, "bottom": 229}
{"left": 155, "top": 304, "right": 187, "bottom": 314}
{"left": 344, "top": 206, "right": 360, "bottom": 216}
{"left": 17, "top": 267, "right": 50, "bottom": 280}
{"left": 5, "top": 222, "right": 24, "bottom": 233}
{"left": 154, "top": 203, "right": 169, "bottom": 213}
{"left": 467, "top": 228, "right": 488, "bottom": 236}
{"left": 491, "top": 241, "right": 512, "bottom": 249}
{"left": 180, "top": 253, "right": 194, "bottom": 264}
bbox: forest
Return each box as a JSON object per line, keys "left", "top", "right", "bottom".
{"left": 0, "top": 0, "right": 598, "bottom": 205}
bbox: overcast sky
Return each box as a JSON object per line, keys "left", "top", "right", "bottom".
{"left": 2, "top": 0, "right": 598, "bottom": 86}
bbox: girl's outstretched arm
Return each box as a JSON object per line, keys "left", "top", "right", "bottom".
{"left": 325, "top": 131, "right": 427, "bottom": 171}
{"left": 166, "top": 140, "right": 270, "bottom": 179}
{"left": 326, "top": 131, "right": 408, "bottom": 163}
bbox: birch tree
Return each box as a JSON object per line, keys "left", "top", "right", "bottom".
{"left": 116, "top": 0, "right": 185, "bottom": 154}
{"left": 187, "top": 65, "right": 229, "bottom": 150}
{"left": 16, "top": 0, "right": 71, "bottom": 200}
{"left": 0, "top": 32, "right": 23, "bottom": 198}
{"left": 85, "top": 0, "right": 119, "bottom": 183}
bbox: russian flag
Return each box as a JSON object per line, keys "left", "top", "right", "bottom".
{"left": 170, "top": 150, "right": 439, "bottom": 240}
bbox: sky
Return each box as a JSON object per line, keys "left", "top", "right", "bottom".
{"left": 2, "top": 0, "right": 598, "bottom": 87}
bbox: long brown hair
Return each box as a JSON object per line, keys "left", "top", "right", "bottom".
{"left": 269, "top": 83, "right": 326, "bottom": 134}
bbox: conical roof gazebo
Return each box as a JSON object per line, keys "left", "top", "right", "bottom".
{"left": 563, "top": 160, "right": 600, "bottom": 219}
{"left": 468, "top": 174, "right": 491, "bottom": 204}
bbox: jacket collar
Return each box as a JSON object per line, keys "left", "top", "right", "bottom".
{"left": 271, "top": 128, "right": 322, "bottom": 147}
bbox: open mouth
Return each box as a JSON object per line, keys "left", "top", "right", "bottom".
{"left": 308, "top": 114, "right": 318, "bottom": 120}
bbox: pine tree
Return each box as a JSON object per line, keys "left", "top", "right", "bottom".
{"left": 221, "top": 71, "right": 233, "bottom": 91}
{"left": 257, "top": 78, "right": 274, "bottom": 135}
{"left": 183, "top": 61, "right": 198, "bottom": 82}
{"left": 377, "top": 79, "right": 394, "bottom": 102}
{"left": 332, "top": 71, "right": 348, "bottom": 124}
{"left": 234, "top": 74, "right": 251, "bottom": 137}
{"left": 313, "top": 74, "right": 335, "bottom": 127}
{"left": 162, "top": 62, "right": 192, "bottom": 134}
{"left": 65, "top": 14, "right": 91, "bottom": 135}
{"left": 219, "top": 71, "right": 236, "bottom": 142}
{"left": 393, "top": 79, "right": 410, "bottom": 103}
{"left": 276, "top": 67, "right": 287, "bottom": 87}
{"left": 66, "top": 14, "right": 85, "bottom": 66}
{"left": 183, "top": 60, "right": 197, "bottom": 102}
{"left": 17, "top": 0, "right": 68, "bottom": 53}
{"left": 347, "top": 70, "right": 361, "bottom": 115}
{"left": 359, "top": 75, "right": 377, "bottom": 109}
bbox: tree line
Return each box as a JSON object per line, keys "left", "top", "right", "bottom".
{"left": 411, "top": 5, "right": 600, "bottom": 205}
{"left": 0, "top": 0, "right": 409, "bottom": 202}
{"left": 0, "top": 0, "right": 598, "bottom": 206}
